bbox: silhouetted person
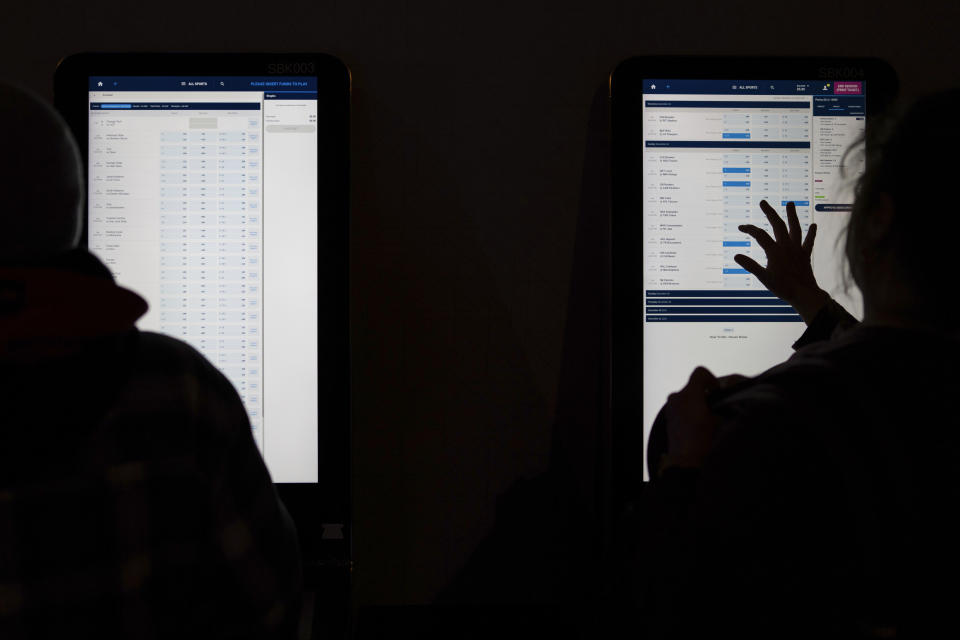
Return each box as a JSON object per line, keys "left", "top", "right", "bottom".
{"left": 641, "top": 89, "right": 960, "bottom": 639}
{"left": 0, "top": 84, "right": 301, "bottom": 637}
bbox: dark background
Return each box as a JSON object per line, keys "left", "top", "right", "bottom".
{"left": 3, "top": 0, "right": 959, "bottom": 612}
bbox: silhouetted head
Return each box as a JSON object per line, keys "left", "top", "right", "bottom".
{"left": 846, "top": 89, "right": 960, "bottom": 329}
{"left": 0, "top": 83, "right": 83, "bottom": 262}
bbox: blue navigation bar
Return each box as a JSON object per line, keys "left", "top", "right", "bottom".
{"left": 646, "top": 306, "right": 796, "bottom": 314}
{"left": 646, "top": 290, "right": 778, "bottom": 297}
{"left": 646, "top": 315, "right": 803, "bottom": 322}
{"left": 91, "top": 102, "right": 260, "bottom": 110}
{"left": 646, "top": 141, "right": 810, "bottom": 149}
{"left": 781, "top": 200, "right": 810, "bottom": 206}
{"left": 642, "top": 79, "right": 864, "bottom": 96}
{"left": 722, "top": 167, "right": 751, "bottom": 173}
{"left": 646, "top": 298, "right": 790, "bottom": 305}
{"left": 722, "top": 268, "right": 750, "bottom": 274}
{"left": 644, "top": 289, "right": 801, "bottom": 321}
{"left": 645, "top": 100, "right": 809, "bottom": 109}
{"left": 723, "top": 181, "right": 750, "bottom": 187}
{"left": 722, "top": 241, "right": 750, "bottom": 247}
{"left": 89, "top": 76, "right": 318, "bottom": 91}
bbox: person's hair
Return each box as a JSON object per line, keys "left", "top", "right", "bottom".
{"left": 843, "top": 89, "right": 960, "bottom": 320}
{"left": 0, "top": 83, "right": 83, "bottom": 262}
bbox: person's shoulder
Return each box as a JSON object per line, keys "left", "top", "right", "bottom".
{"left": 708, "top": 354, "right": 845, "bottom": 462}
{"left": 723, "top": 324, "right": 892, "bottom": 410}
{"left": 134, "top": 330, "right": 207, "bottom": 362}
{"left": 113, "top": 330, "right": 248, "bottom": 432}
{"left": 716, "top": 358, "right": 836, "bottom": 418}
{"left": 132, "top": 331, "right": 229, "bottom": 385}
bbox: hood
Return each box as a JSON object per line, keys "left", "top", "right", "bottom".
{"left": 0, "top": 250, "right": 147, "bottom": 362}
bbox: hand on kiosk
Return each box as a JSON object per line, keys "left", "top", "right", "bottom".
{"left": 652, "top": 200, "right": 828, "bottom": 478}
{"left": 734, "top": 200, "right": 830, "bottom": 325}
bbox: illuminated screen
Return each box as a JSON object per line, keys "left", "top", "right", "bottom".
{"left": 642, "top": 79, "right": 866, "bottom": 479}
{"left": 87, "top": 75, "right": 318, "bottom": 483}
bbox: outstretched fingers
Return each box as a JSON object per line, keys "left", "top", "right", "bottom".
{"left": 759, "top": 200, "right": 789, "bottom": 243}
{"left": 802, "top": 222, "right": 817, "bottom": 257}
{"left": 738, "top": 224, "right": 776, "bottom": 254}
{"left": 786, "top": 201, "right": 802, "bottom": 245}
{"left": 733, "top": 254, "right": 769, "bottom": 287}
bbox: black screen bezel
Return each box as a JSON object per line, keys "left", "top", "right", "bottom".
{"left": 609, "top": 56, "right": 898, "bottom": 501}
{"left": 54, "top": 52, "right": 351, "bottom": 574}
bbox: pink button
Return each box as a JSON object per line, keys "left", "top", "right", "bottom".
{"left": 834, "top": 82, "right": 863, "bottom": 95}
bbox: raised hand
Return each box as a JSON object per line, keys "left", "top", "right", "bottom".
{"left": 735, "top": 200, "right": 830, "bottom": 324}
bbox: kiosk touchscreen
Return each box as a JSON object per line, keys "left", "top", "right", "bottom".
{"left": 611, "top": 58, "right": 897, "bottom": 486}
{"left": 54, "top": 53, "right": 350, "bottom": 567}
{"left": 84, "top": 76, "right": 317, "bottom": 482}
